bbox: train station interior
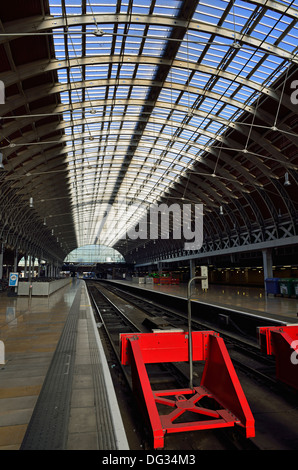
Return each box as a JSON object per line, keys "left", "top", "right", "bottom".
{"left": 0, "top": 0, "right": 297, "bottom": 452}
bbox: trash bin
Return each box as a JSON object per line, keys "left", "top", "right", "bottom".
{"left": 278, "top": 278, "right": 294, "bottom": 297}
{"left": 265, "top": 278, "right": 280, "bottom": 296}
{"left": 292, "top": 279, "right": 298, "bottom": 298}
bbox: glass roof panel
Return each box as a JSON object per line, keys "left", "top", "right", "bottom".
{"left": 48, "top": 0, "right": 298, "bottom": 248}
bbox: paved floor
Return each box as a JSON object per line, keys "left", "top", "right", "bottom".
{"left": 111, "top": 280, "right": 298, "bottom": 320}
{"left": 0, "top": 280, "right": 76, "bottom": 449}
{"left": 0, "top": 279, "right": 128, "bottom": 450}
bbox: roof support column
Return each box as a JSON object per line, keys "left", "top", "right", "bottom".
{"left": 14, "top": 248, "right": 18, "bottom": 273}
{"left": 23, "top": 255, "right": 28, "bottom": 279}
{"left": 157, "top": 262, "right": 162, "bottom": 275}
{"left": 28, "top": 255, "right": 32, "bottom": 283}
{"left": 262, "top": 249, "right": 273, "bottom": 290}
{"left": 0, "top": 243, "right": 4, "bottom": 280}
{"left": 190, "top": 259, "right": 196, "bottom": 279}
{"left": 32, "top": 257, "right": 35, "bottom": 279}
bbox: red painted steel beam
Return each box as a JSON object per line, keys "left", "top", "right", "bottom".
{"left": 120, "top": 330, "right": 218, "bottom": 365}
{"left": 201, "top": 334, "right": 255, "bottom": 438}
{"left": 128, "top": 337, "right": 165, "bottom": 448}
{"left": 258, "top": 325, "right": 298, "bottom": 390}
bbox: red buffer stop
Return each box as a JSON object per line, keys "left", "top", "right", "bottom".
{"left": 120, "top": 330, "right": 255, "bottom": 449}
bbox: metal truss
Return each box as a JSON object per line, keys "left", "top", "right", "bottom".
{"left": 0, "top": 0, "right": 297, "bottom": 266}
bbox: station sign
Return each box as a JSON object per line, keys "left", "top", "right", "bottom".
{"left": 9, "top": 273, "right": 19, "bottom": 287}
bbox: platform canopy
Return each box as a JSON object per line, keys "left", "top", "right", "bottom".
{"left": 0, "top": 0, "right": 297, "bottom": 265}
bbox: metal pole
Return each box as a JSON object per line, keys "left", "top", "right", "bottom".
{"left": 187, "top": 275, "right": 207, "bottom": 389}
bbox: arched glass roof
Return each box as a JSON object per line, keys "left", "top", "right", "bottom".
{"left": 47, "top": 0, "right": 298, "bottom": 248}
{"left": 0, "top": 0, "right": 297, "bottom": 265}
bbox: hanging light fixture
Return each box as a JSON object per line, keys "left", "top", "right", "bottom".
{"left": 284, "top": 172, "right": 291, "bottom": 186}
{"left": 219, "top": 205, "right": 224, "bottom": 215}
{"left": 93, "top": 28, "right": 105, "bottom": 37}
{"left": 29, "top": 197, "right": 34, "bottom": 208}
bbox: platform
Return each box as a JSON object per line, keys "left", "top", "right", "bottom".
{"left": 0, "top": 278, "right": 128, "bottom": 450}
{"left": 107, "top": 280, "right": 298, "bottom": 324}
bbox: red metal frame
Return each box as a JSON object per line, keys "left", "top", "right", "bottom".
{"left": 258, "top": 325, "right": 298, "bottom": 390}
{"left": 120, "top": 331, "right": 255, "bottom": 448}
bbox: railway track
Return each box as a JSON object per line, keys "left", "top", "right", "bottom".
{"left": 87, "top": 283, "right": 215, "bottom": 450}
{"left": 89, "top": 281, "right": 278, "bottom": 384}
{"left": 86, "top": 281, "right": 298, "bottom": 451}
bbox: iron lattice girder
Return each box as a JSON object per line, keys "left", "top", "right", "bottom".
{"left": 130, "top": 232, "right": 298, "bottom": 267}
